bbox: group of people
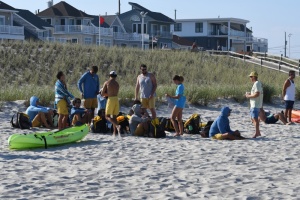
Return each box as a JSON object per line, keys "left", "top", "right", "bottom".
{"left": 209, "top": 70, "right": 296, "bottom": 140}
{"left": 24, "top": 65, "right": 296, "bottom": 140}
{"left": 24, "top": 64, "right": 187, "bottom": 138}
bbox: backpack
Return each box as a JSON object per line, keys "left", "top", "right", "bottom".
{"left": 200, "top": 120, "right": 214, "bottom": 138}
{"left": 90, "top": 116, "right": 108, "bottom": 133}
{"left": 11, "top": 112, "right": 31, "bottom": 129}
{"left": 148, "top": 118, "right": 166, "bottom": 138}
{"left": 158, "top": 117, "right": 185, "bottom": 132}
{"left": 184, "top": 114, "right": 200, "bottom": 134}
{"left": 111, "top": 115, "right": 130, "bottom": 134}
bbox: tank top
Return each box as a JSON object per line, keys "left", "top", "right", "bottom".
{"left": 138, "top": 73, "right": 155, "bottom": 98}
{"left": 284, "top": 79, "right": 295, "bottom": 101}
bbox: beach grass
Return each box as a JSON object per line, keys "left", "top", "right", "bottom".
{"left": 0, "top": 41, "right": 296, "bottom": 106}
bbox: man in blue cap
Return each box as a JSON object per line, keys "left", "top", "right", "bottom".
{"left": 209, "top": 106, "right": 245, "bottom": 140}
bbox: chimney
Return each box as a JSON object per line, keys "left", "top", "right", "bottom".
{"left": 47, "top": 0, "right": 53, "bottom": 8}
{"left": 118, "top": 0, "right": 121, "bottom": 15}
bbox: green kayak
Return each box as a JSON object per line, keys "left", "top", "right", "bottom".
{"left": 8, "top": 124, "right": 89, "bottom": 149}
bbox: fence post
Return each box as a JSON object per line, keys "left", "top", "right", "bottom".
{"left": 279, "top": 54, "right": 282, "bottom": 71}
{"left": 243, "top": 51, "right": 245, "bottom": 62}
{"left": 264, "top": 52, "right": 267, "bottom": 59}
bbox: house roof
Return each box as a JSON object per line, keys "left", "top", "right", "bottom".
{"left": 173, "top": 35, "right": 194, "bottom": 46}
{"left": 175, "top": 18, "right": 249, "bottom": 24}
{"left": 0, "top": 1, "right": 16, "bottom": 11}
{"left": 13, "top": 20, "right": 38, "bottom": 40}
{"left": 37, "top": 1, "right": 91, "bottom": 18}
{"left": 90, "top": 15, "right": 117, "bottom": 28}
{"left": 16, "top": 9, "right": 52, "bottom": 29}
{"left": 128, "top": 2, "right": 174, "bottom": 23}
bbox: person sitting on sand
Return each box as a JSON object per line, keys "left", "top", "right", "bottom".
{"left": 25, "top": 96, "right": 54, "bottom": 128}
{"left": 101, "top": 71, "right": 121, "bottom": 137}
{"left": 209, "top": 106, "right": 245, "bottom": 140}
{"left": 129, "top": 104, "right": 151, "bottom": 136}
{"left": 70, "top": 98, "right": 91, "bottom": 126}
{"left": 259, "top": 108, "right": 291, "bottom": 125}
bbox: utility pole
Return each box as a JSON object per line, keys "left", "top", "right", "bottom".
{"left": 288, "top": 33, "right": 292, "bottom": 58}
{"left": 284, "top": 32, "right": 287, "bottom": 57}
{"left": 174, "top": 9, "right": 177, "bottom": 20}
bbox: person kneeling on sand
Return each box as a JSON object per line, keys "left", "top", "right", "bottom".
{"left": 259, "top": 108, "right": 291, "bottom": 125}
{"left": 129, "top": 104, "right": 151, "bottom": 136}
{"left": 25, "top": 96, "right": 54, "bottom": 128}
{"left": 209, "top": 106, "right": 245, "bottom": 140}
{"left": 70, "top": 98, "right": 91, "bottom": 126}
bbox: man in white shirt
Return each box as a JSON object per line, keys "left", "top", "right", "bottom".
{"left": 282, "top": 70, "right": 296, "bottom": 123}
{"left": 246, "top": 71, "right": 263, "bottom": 138}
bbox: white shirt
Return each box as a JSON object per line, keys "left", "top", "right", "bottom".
{"left": 284, "top": 79, "right": 295, "bottom": 101}
{"left": 250, "top": 81, "right": 263, "bottom": 108}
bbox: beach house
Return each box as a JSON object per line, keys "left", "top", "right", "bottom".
{"left": 37, "top": 1, "right": 113, "bottom": 45}
{"left": 171, "top": 18, "right": 268, "bottom": 53}
{"left": 118, "top": 2, "right": 175, "bottom": 49}
{"left": 0, "top": 1, "right": 24, "bottom": 41}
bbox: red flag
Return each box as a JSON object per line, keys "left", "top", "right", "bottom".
{"left": 99, "top": 16, "right": 105, "bottom": 25}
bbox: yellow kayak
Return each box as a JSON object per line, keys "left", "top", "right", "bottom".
{"left": 8, "top": 124, "right": 89, "bottom": 149}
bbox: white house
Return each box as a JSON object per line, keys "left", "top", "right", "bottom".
{"left": 171, "top": 18, "right": 268, "bottom": 53}
{"left": 0, "top": 1, "right": 24, "bottom": 41}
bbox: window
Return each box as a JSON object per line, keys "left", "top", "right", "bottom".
{"left": 161, "top": 25, "right": 167, "bottom": 32}
{"left": 133, "top": 23, "right": 147, "bottom": 34}
{"left": 83, "top": 19, "right": 90, "bottom": 26}
{"left": 67, "top": 38, "right": 78, "bottom": 43}
{"left": 97, "top": 39, "right": 111, "bottom": 47}
{"left": 84, "top": 37, "right": 92, "bottom": 45}
{"left": 0, "top": 16, "right": 5, "bottom": 26}
{"left": 113, "top": 26, "right": 119, "bottom": 33}
{"left": 195, "top": 22, "right": 203, "bottom": 33}
{"left": 69, "top": 19, "right": 75, "bottom": 25}
{"left": 44, "top": 18, "right": 51, "bottom": 25}
{"left": 61, "top": 19, "right": 65, "bottom": 25}
{"left": 76, "top": 19, "right": 81, "bottom": 25}
{"left": 151, "top": 24, "right": 158, "bottom": 34}
{"left": 174, "top": 23, "right": 182, "bottom": 32}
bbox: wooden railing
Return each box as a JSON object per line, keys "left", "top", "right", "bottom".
{"left": 206, "top": 50, "right": 300, "bottom": 75}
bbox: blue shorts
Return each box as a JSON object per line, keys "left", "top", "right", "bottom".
{"left": 265, "top": 115, "right": 278, "bottom": 124}
{"left": 250, "top": 108, "right": 260, "bottom": 119}
{"left": 285, "top": 100, "right": 294, "bottom": 109}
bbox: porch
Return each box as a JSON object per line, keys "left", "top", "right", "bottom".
{"left": 0, "top": 25, "right": 24, "bottom": 40}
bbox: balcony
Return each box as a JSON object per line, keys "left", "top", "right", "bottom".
{"left": 149, "top": 31, "right": 173, "bottom": 39}
{"left": 0, "top": 25, "right": 24, "bottom": 40}
{"left": 209, "top": 27, "right": 246, "bottom": 37}
{"left": 114, "top": 32, "right": 149, "bottom": 42}
{"left": 54, "top": 25, "right": 113, "bottom": 36}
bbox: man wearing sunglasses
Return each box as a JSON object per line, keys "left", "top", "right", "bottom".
{"left": 135, "top": 64, "right": 157, "bottom": 119}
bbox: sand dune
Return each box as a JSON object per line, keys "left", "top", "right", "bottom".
{"left": 1, "top": 99, "right": 300, "bottom": 199}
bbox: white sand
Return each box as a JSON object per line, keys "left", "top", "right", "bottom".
{"left": 1, "top": 99, "right": 300, "bottom": 199}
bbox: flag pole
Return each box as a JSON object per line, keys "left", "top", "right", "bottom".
{"left": 99, "top": 14, "right": 101, "bottom": 46}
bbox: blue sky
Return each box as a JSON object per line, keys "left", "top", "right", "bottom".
{"left": 6, "top": 0, "right": 300, "bottom": 59}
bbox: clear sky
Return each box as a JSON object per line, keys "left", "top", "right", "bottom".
{"left": 6, "top": 0, "right": 300, "bottom": 59}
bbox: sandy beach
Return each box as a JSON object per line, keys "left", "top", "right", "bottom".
{"left": 1, "top": 99, "right": 300, "bottom": 199}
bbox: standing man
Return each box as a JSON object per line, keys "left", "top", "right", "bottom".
{"left": 135, "top": 64, "right": 157, "bottom": 119}
{"left": 101, "top": 71, "right": 121, "bottom": 137}
{"left": 282, "top": 70, "right": 296, "bottom": 123}
{"left": 246, "top": 71, "right": 263, "bottom": 138}
{"left": 77, "top": 66, "right": 100, "bottom": 124}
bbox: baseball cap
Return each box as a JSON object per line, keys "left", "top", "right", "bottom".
{"left": 109, "top": 71, "right": 117, "bottom": 76}
{"left": 249, "top": 71, "right": 258, "bottom": 77}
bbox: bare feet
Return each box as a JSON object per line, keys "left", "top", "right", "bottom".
{"left": 252, "top": 133, "right": 262, "bottom": 138}
{"left": 173, "top": 133, "right": 180, "bottom": 137}
{"left": 286, "top": 122, "right": 292, "bottom": 125}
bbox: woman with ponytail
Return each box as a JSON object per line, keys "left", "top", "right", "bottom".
{"left": 165, "top": 75, "right": 186, "bottom": 136}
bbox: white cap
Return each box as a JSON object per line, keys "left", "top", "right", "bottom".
{"left": 109, "top": 71, "right": 117, "bottom": 76}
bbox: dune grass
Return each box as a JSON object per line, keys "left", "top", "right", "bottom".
{"left": 0, "top": 40, "right": 297, "bottom": 107}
